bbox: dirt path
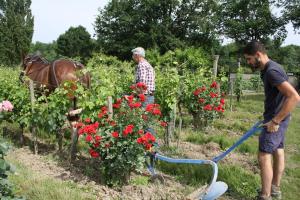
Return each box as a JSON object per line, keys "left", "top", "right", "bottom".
{"left": 7, "top": 141, "right": 241, "bottom": 200}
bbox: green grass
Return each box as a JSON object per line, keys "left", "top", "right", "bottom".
{"left": 281, "top": 106, "right": 300, "bottom": 200}
{"left": 129, "top": 175, "right": 149, "bottom": 186}
{"left": 219, "top": 164, "right": 260, "bottom": 199}
{"left": 6, "top": 156, "right": 98, "bottom": 200}
{"left": 170, "top": 95, "right": 300, "bottom": 199}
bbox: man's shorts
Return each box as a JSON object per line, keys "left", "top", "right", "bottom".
{"left": 259, "top": 118, "right": 290, "bottom": 154}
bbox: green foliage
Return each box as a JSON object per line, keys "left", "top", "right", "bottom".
{"left": 0, "top": 0, "right": 34, "bottom": 65}
{"left": 0, "top": 139, "right": 23, "bottom": 200}
{"left": 94, "top": 0, "right": 220, "bottom": 59}
{"left": 155, "top": 67, "right": 180, "bottom": 120}
{"left": 249, "top": 74, "right": 263, "bottom": 92}
{"left": 148, "top": 48, "right": 211, "bottom": 122}
{"left": 0, "top": 67, "right": 31, "bottom": 127}
{"left": 56, "top": 26, "right": 94, "bottom": 64}
{"left": 80, "top": 53, "right": 134, "bottom": 119}
{"left": 187, "top": 80, "right": 226, "bottom": 128}
{"left": 277, "top": 0, "right": 300, "bottom": 31}
{"left": 30, "top": 42, "right": 58, "bottom": 61}
{"left": 220, "top": 0, "right": 286, "bottom": 45}
{"left": 269, "top": 44, "right": 300, "bottom": 73}
{"left": 219, "top": 164, "right": 260, "bottom": 199}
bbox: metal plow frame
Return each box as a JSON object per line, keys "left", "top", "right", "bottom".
{"left": 147, "top": 121, "right": 263, "bottom": 200}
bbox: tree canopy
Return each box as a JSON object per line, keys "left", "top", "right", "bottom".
{"left": 220, "top": 0, "right": 287, "bottom": 45}
{"left": 56, "top": 25, "right": 94, "bottom": 63}
{"left": 94, "top": 0, "right": 220, "bottom": 59}
{"left": 0, "top": 0, "right": 34, "bottom": 65}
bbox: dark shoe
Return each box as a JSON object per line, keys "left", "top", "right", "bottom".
{"left": 256, "top": 195, "right": 272, "bottom": 200}
{"left": 271, "top": 185, "right": 282, "bottom": 200}
{"left": 257, "top": 185, "right": 282, "bottom": 200}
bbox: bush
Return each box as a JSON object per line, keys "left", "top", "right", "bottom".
{"left": 78, "top": 83, "right": 165, "bottom": 186}
{"left": 188, "top": 81, "right": 226, "bottom": 129}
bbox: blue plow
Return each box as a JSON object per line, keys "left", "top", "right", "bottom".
{"left": 146, "top": 121, "right": 263, "bottom": 200}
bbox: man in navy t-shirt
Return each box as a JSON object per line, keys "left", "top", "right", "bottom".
{"left": 244, "top": 41, "right": 300, "bottom": 200}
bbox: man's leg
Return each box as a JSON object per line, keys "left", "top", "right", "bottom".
{"left": 258, "top": 152, "right": 273, "bottom": 197}
{"left": 272, "top": 148, "right": 284, "bottom": 187}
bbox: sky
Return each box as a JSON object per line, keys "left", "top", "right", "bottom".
{"left": 31, "top": 0, "right": 300, "bottom": 46}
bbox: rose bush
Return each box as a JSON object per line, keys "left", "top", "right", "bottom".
{"left": 0, "top": 100, "right": 14, "bottom": 122}
{"left": 78, "top": 83, "right": 165, "bottom": 186}
{"left": 190, "top": 81, "right": 225, "bottom": 129}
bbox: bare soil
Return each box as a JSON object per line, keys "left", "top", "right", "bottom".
{"left": 5, "top": 130, "right": 254, "bottom": 200}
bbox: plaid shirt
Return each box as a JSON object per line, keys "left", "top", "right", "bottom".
{"left": 135, "top": 60, "right": 155, "bottom": 94}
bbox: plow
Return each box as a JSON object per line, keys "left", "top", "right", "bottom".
{"left": 146, "top": 121, "right": 263, "bottom": 200}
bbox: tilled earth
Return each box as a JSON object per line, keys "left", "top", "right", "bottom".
{"left": 6, "top": 137, "right": 254, "bottom": 199}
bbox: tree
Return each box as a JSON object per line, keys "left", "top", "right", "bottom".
{"left": 94, "top": 0, "right": 220, "bottom": 59}
{"left": 277, "top": 0, "right": 300, "bottom": 32}
{"left": 30, "top": 41, "right": 58, "bottom": 61}
{"left": 220, "top": 0, "right": 286, "bottom": 46}
{"left": 0, "top": 0, "right": 34, "bottom": 65}
{"left": 56, "top": 26, "right": 94, "bottom": 63}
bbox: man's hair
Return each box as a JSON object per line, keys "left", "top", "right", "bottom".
{"left": 243, "top": 40, "right": 266, "bottom": 55}
{"left": 132, "top": 47, "right": 145, "bottom": 58}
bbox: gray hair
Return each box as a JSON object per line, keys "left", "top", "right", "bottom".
{"left": 131, "top": 47, "right": 145, "bottom": 57}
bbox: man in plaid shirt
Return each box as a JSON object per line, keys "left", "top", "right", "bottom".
{"left": 132, "top": 47, "right": 155, "bottom": 105}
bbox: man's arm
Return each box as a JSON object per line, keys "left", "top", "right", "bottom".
{"left": 272, "top": 81, "right": 300, "bottom": 123}
{"left": 264, "top": 81, "right": 300, "bottom": 132}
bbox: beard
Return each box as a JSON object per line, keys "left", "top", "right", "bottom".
{"left": 250, "top": 57, "right": 261, "bottom": 72}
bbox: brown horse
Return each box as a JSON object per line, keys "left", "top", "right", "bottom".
{"left": 20, "top": 54, "right": 91, "bottom": 109}
{"left": 21, "top": 54, "right": 90, "bottom": 91}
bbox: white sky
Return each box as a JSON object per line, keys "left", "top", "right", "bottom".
{"left": 31, "top": 0, "right": 299, "bottom": 46}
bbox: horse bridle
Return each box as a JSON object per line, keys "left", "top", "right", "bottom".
{"left": 19, "top": 55, "right": 48, "bottom": 83}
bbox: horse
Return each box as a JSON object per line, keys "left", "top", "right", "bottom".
{"left": 20, "top": 54, "right": 91, "bottom": 154}
{"left": 20, "top": 54, "right": 91, "bottom": 111}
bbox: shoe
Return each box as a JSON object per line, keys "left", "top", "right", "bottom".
{"left": 256, "top": 196, "right": 272, "bottom": 200}
{"left": 256, "top": 185, "right": 281, "bottom": 200}
{"left": 271, "top": 185, "right": 282, "bottom": 200}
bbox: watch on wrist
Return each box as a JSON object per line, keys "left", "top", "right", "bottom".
{"left": 271, "top": 119, "right": 279, "bottom": 125}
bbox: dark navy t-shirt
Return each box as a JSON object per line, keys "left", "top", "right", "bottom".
{"left": 260, "top": 60, "right": 289, "bottom": 121}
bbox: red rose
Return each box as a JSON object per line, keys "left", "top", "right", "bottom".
{"left": 89, "top": 149, "right": 99, "bottom": 158}
{"left": 112, "top": 131, "right": 119, "bottom": 138}
{"left": 210, "top": 81, "right": 218, "bottom": 88}
{"left": 85, "top": 135, "right": 93, "bottom": 142}
{"left": 220, "top": 98, "right": 225, "bottom": 105}
{"left": 138, "top": 94, "right": 146, "bottom": 102}
{"left": 160, "top": 121, "right": 168, "bottom": 127}
{"left": 85, "top": 118, "right": 91, "bottom": 123}
{"left": 95, "top": 135, "right": 102, "bottom": 142}
{"left": 203, "top": 104, "right": 213, "bottom": 111}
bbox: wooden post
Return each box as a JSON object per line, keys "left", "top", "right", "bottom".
{"left": 68, "top": 108, "right": 82, "bottom": 162}
{"left": 19, "top": 125, "right": 24, "bottom": 146}
{"left": 29, "top": 80, "right": 38, "bottom": 154}
{"left": 70, "top": 122, "right": 78, "bottom": 162}
{"left": 237, "top": 57, "right": 241, "bottom": 69}
{"left": 107, "top": 96, "right": 113, "bottom": 120}
{"left": 177, "top": 118, "right": 182, "bottom": 148}
{"left": 213, "top": 55, "right": 219, "bottom": 78}
{"left": 2, "top": 127, "right": 8, "bottom": 137}
{"left": 172, "top": 103, "right": 177, "bottom": 141}
{"left": 230, "top": 81, "right": 233, "bottom": 112}
{"left": 213, "top": 55, "right": 221, "bottom": 95}
{"left": 57, "top": 129, "right": 63, "bottom": 152}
